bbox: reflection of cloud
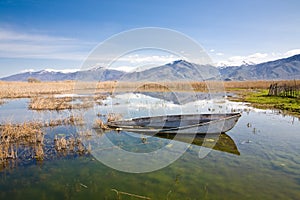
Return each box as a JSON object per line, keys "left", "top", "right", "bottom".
{"left": 0, "top": 28, "right": 92, "bottom": 60}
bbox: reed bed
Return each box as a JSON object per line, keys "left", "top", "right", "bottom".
{"left": 54, "top": 135, "right": 89, "bottom": 154}
{"left": 0, "top": 116, "right": 90, "bottom": 171}
{"left": 0, "top": 81, "right": 75, "bottom": 98}
{"left": 0, "top": 121, "right": 44, "bottom": 162}
{"left": 97, "top": 80, "right": 300, "bottom": 92}
{"left": 224, "top": 80, "right": 300, "bottom": 90}
{"left": 45, "top": 115, "right": 85, "bottom": 127}
{"left": 29, "top": 96, "right": 96, "bottom": 110}
{"left": 1, "top": 80, "right": 299, "bottom": 99}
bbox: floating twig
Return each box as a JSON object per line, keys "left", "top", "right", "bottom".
{"left": 111, "top": 188, "right": 151, "bottom": 200}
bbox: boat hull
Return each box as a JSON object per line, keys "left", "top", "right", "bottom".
{"left": 107, "top": 113, "right": 241, "bottom": 134}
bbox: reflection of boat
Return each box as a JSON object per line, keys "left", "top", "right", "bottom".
{"left": 107, "top": 113, "right": 241, "bottom": 134}
{"left": 156, "top": 133, "right": 240, "bottom": 155}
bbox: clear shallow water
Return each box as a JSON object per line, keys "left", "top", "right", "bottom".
{"left": 0, "top": 94, "right": 300, "bottom": 199}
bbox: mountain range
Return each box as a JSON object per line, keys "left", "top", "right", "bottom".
{"left": 220, "top": 54, "right": 300, "bottom": 80}
{"left": 1, "top": 54, "right": 300, "bottom": 81}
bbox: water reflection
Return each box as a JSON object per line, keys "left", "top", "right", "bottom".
{"left": 155, "top": 133, "right": 240, "bottom": 155}
{"left": 1, "top": 93, "right": 300, "bottom": 199}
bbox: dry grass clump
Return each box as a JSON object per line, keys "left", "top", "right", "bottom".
{"left": 29, "top": 96, "right": 73, "bottom": 110}
{"left": 54, "top": 135, "right": 89, "bottom": 154}
{"left": 93, "top": 113, "right": 123, "bottom": 130}
{"left": 0, "top": 100, "right": 6, "bottom": 106}
{"left": 0, "top": 115, "right": 94, "bottom": 171}
{"left": 93, "top": 94, "right": 107, "bottom": 105}
{"left": 0, "top": 122, "right": 43, "bottom": 144}
{"left": 29, "top": 96, "right": 95, "bottom": 110}
{"left": 0, "top": 114, "right": 84, "bottom": 163}
{"left": 0, "top": 121, "right": 44, "bottom": 162}
{"left": 107, "top": 113, "right": 123, "bottom": 122}
{"left": 46, "top": 115, "right": 85, "bottom": 127}
{"left": 94, "top": 119, "right": 109, "bottom": 130}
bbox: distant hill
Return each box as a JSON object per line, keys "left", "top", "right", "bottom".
{"left": 120, "top": 60, "right": 220, "bottom": 81}
{"left": 0, "top": 68, "right": 125, "bottom": 82}
{"left": 1, "top": 54, "right": 300, "bottom": 81}
{"left": 220, "top": 54, "right": 300, "bottom": 80}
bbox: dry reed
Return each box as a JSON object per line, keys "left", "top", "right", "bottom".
{"left": 0, "top": 81, "right": 75, "bottom": 99}
{"left": 1, "top": 80, "right": 299, "bottom": 100}
{"left": 107, "top": 113, "right": 122, "bottom": 122}
{"left": 224, "top": 80, "right": 300, "bottom": 90}
{"left": 0, "top": 114, "right": 85, "bottom": 164}
{"left": 45, "top": 115, "right": 85, "bottom": 127}
{"left": 0, "top": 121, "right": 44, "bottom": 162}
{"left": 29, "top": 96, "right": 95, "bottom": 110}
{"left": 0, "top": 100, "right": 5, "bottom": 106}
{"left": 94, "top": 119, "right": 109, "bottom": 130}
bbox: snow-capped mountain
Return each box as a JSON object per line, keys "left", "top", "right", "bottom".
{"left": 0, "top": 68, "right": 125, "bottom": 82}
{"left": 220, "top": 54, "right": 300, "bottom": 80}
{"left": 1, "top": 54, "right": 300, "bottom": 81}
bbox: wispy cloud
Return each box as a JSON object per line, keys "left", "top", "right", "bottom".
{"left": 0, "top": 28, "right": 93, "bottom": 60}
{"left": 216, "top": 49, "right": 300, "bottom": 66}
{"left": 118, "top": 54, "right": 179, "bottom": 64}
{"left": 284, "top": 49, "right": 300, "bottom": 57}
{"left": 108, "top": 54, "right": 180, "bottom": 72}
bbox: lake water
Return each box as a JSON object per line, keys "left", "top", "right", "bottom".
{"left": 0, "top": 93, "right": 300, "bottom": 199}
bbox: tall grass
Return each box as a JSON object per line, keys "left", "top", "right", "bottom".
{"left": 224, "top": 80, "right": 300, "bottom": 90}
{"left": 0, "top": 81, "right": 75, "bottom": 98}
{"left": 0, "top": 115, "right": 89, "bottom": 170}
{"left": 1, "top": 80, "right": 299, "bottom": 99}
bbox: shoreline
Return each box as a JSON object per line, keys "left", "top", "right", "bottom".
{"left": 227, "top": 89, "right": 300, "bottom": 117}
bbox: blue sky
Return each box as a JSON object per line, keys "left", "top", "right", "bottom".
{"left": 0, "top": 0, "right": 300, "bottom": 77}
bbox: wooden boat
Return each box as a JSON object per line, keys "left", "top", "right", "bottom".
{"left": 107, "top": 113, "right": 241, "bottom": 134}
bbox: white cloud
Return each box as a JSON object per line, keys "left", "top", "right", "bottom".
{"left": 20, "top": 69, "right": 35, "bottom": 73}
{"left": 118, "top": 54, "right": 180, "bottom": 64}
{"left": 43, "top": 68, "right": 80, "bottom": 73}
{"left": 248, "top": 53, "right": 268, "bottom": 59}
{"left": 284, "top": 49, "right": 300, "bottom": 57}
{"left": 0, "top": 29, "right": 74, "bottom": 42}
{"left": 110, "top": 66, "right": 135, "bottom": 72}
{"left": 0, "top": 28, "right": 92, "bottom": 60}
{"left": 19, "top": 68, "right": 80, "bottom": 73}
{"left": 217, "top": 53, "right": 269, "bottom": 66}
{"left": 106, "top": 54, "right": 180, "bottom": 72}
{"left": 216, "top": 49, "right": 300, "bottom": 66}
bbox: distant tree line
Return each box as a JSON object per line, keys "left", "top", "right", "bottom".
{"left": 27, "top": 77, "right": 41, "bottom": 83}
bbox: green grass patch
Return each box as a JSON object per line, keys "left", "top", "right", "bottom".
{"left": 231, "top": 89, "right": 300, "bottom": 115}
